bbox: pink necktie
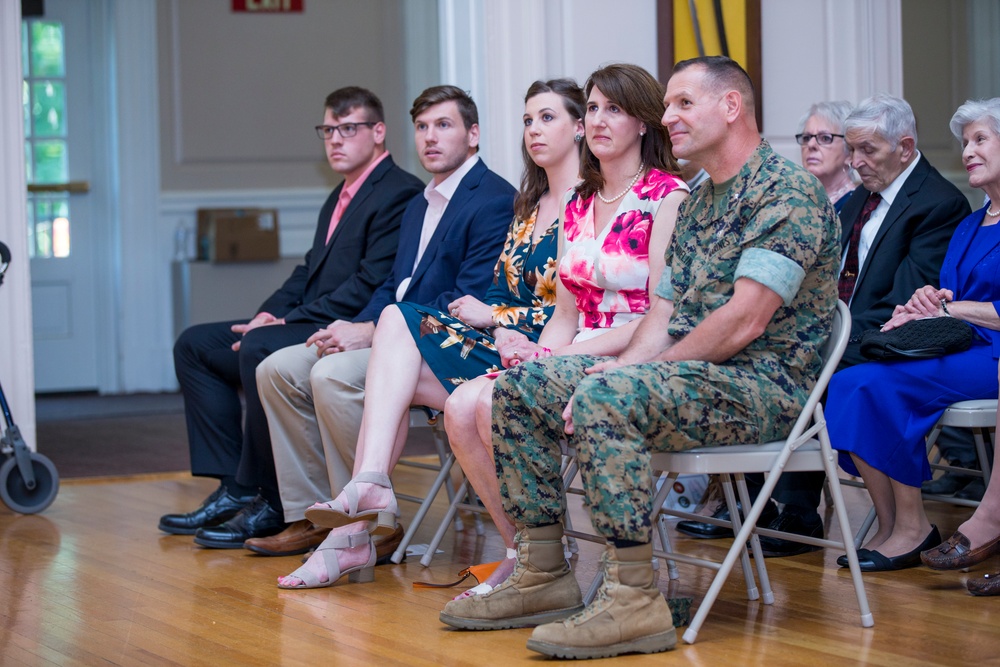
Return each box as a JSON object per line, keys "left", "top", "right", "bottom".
{"left": 326, "top": 190, "right": 352, "bottom": 244}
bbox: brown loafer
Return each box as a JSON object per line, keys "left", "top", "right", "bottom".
{"left": 920, "top": 530, "right": 1000, "bottom": 570}
{"left": 300, "top": 522, "right": 406, "bottom": 565}
{"left": 968, "top": 571, "right": 1000, "bottom": 596}
{"left": 245, "top": 519, "right": 330, "bottom": 556}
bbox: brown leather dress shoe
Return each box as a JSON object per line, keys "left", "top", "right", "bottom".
{"left": 920, "top": 530, "right": 1000, "bottom": 570}
{"left": 245, "top": 519, "right": 330, "bottom": 556}
{"left": 968, "top": 571, "right": 1000, "bottom": 596}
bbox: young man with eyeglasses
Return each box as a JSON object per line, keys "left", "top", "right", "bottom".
{"left": 245, "top": 85, "right": 515, "bottom": 559}
{"left": 161, "top": 87, "right": 424, "bottom": 545}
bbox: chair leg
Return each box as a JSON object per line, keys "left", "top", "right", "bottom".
{"left": 819, "top": 417, "right": 874, "bottom": 628}
{"left": 391, "top": 453, "right": 456, "bottom": 565}
{"left": 418, "top": 474, "right": 469, "bottom": 567}
{"left": 973, "top": 427, "right": 993, "bottom": 483}
{"left": 560, "top": 453, "right": 581, "bottom": 556}
{"left": 652, "top": 471, "right": 681, "bottom": 581}
{"left": 430, "top": 421, "right": 464, "bottom": 533}
{"left": 720, "top": 475, "right": 760, "bottom": 602}
{"left": 735, "top": 473, "right": 773, "bottom": 605}
{"left": 854, "top": 506, "right": 876, "bottom": 549}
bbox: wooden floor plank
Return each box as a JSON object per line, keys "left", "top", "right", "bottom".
{"left": 1, "top": 467, "right": 999, "bottom": 665}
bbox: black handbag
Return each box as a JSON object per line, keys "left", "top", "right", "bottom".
{"left": 859, "top": 316, "right": 974, "bottom": 361}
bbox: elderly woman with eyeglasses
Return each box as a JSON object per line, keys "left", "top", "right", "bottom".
{"left": 796, "top": 101, "right": 856, "bottom": 212}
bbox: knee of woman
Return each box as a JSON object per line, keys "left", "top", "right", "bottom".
{"left": 444, "top": 386, "right": 476, "bottom": 438}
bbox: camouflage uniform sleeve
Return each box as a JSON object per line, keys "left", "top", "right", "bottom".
{"left": 735, "top": 182, "right": 833, "bottom": 306}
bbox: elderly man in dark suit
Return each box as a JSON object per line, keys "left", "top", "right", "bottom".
{"left": 758, "top": 93, "right": 972, "bottom": 554}
{"left": 193, "top": 85, "right": 515, "bottom": 554}
{"left": 159, "top": 87, "right": 423, "bottom": 537}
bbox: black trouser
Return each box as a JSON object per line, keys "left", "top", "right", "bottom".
{"left": 173, "top": 320, "right": 322, "bottom": 511}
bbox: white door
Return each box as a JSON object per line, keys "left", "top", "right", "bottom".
{"left": 23, "top": 0, "right": 101, "bottom": 392}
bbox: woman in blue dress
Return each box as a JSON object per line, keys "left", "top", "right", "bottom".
{"left": 827, "top": 98, "right": 1000, "bottom": 573}
{"left": 276, "top": 79, "right": 586, "bottom": 589}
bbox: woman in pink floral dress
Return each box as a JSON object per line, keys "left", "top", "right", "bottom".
{"left": 443, "top": 63, "right": 689, "bottom": 598}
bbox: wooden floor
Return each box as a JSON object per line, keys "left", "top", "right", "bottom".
{"left": 2, "top": 462, "right": 999, "bottom": 666}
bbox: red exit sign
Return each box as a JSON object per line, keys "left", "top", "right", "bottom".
{"left": 232, "top": 0, "right": 303, "bottom": 12}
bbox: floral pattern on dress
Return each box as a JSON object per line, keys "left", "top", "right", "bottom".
{"left": 557, "top": 168, "right": 687, "bottom": 337}
{"left": 398, "top": 204, "right": 560, "bottom": 390}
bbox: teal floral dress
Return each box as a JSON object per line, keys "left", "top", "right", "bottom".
{"left": 398, "top": 206, "right": 558, "bottom": 391}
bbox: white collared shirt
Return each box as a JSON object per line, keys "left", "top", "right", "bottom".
{"left": 856, "top": 151, "right": 922, "bottom": 273}
{"left": 395, "top": 154, "right": 480, "bottom": 301}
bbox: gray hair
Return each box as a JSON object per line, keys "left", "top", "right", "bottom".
{"left": 949, "top": 98, "right": 1000, "bottom": 141}
{"left": 796, "top": 100, "right": 854, "bottom": 135}
{"left": 844, "top": 93, "right": 917, "bottom": 148}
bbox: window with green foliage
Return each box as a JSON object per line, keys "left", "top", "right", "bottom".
{"left": 23, "top": 19, "right": 70, "bottom": 258}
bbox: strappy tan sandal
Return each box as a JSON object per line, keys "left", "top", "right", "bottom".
{"left": 277, "top": 530, "right": 375, "bottom": 589}
{"left": 304, "top": 471, "right": 399, "bottom": 536}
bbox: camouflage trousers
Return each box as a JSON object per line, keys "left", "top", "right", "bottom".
{"left": 492, "top": 354, "right": 800, "bottom": 543}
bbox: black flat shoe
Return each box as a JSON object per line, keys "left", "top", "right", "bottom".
{"left": 676, "top": 499, "right": 778, "bottom": 539}
{"left": 849, "top": 526, "right": 942, "bottom": 572}
{"left": 158, "top": 485, "right": 256, "bottom": 535}
{"left": 758, "top": 511, "right": 825, "bottom": 558}
{"left": 193, "top": 495, "right": 287, "bottom": 549}
{"left": 836, "top": 549, "right": 870, "bottom": 568}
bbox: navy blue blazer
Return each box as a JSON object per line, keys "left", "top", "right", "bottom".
{"left": 258, "top": 155, "right": 424, "bottom": 324}
{"left": 940, "top": 206, "right": 1000, "bottom": 358}
{"left": 355, "top": 159, "right": 516, "bottom": 323}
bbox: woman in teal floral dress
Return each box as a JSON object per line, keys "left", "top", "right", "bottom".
{"left": 277, "top": 79, "right": 586, "bottom": 589}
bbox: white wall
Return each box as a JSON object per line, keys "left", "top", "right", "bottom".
{"left": 0, "top": 1, "right": 36, "bottom": 449}
{"left": 6, "top": 0, "right": 909, "bottom": 412}
{"left": 761, "top": 0, "right": 902, "bottom": 163}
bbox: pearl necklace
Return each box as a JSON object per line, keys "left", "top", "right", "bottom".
{"left": 597, "top": 162, "right": 645, "bottom": 204}
{"left": 987, "top": 206, "right": 1000, "bottom": 217}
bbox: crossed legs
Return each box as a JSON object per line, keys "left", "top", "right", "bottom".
{"left": 276, "top": 305, "right": 450, "bottom": 587}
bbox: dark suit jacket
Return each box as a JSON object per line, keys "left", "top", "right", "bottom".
{"left": 355, "top": 158, "right": 516, "bottom": 323}
{"left": 257, "top": 155, "right": 424, "bottom": 324}
{"left": 839, "top": 154, "right": 971, "bottom": 367}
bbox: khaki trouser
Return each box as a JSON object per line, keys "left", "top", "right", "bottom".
{"left": 256, "top": 344, "right": 371, "bottom": 522}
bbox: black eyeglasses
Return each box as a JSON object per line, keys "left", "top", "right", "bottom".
{"left": 315, "top": 122, "right": 376, "bottom": 140}
{"left": 795, "top": 132, "right": 845, "bottom": 146}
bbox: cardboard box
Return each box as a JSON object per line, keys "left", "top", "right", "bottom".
{"left": 196, "top": 208, "right": 280, "bottom": 262}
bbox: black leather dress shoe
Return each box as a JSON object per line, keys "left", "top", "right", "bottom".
{"left": 193, "top": 495, "right": 288, "bottom": 549}
{"left": 676, "top": 499, "right": 778, "bottom": 539}
{"left": 921, "top": 472, "right": 975, "bottom": 496}
{"left": 955, "top": 478, "right": 986, "bottom": 501}
{"left": 838, "top": 525, "right": 941, "bottom": 572}
{"left": 158, "top": 485, "right": 256, "bottom": 535}
{"left": 757, "top": 511, "right": 824, "bottom": 558}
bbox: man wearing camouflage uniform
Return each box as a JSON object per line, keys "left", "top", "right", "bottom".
{"left": 439, "top": 56, "right": 840, "bottom": 659}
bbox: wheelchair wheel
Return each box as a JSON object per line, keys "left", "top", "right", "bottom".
{"left": 0, "top": 452, "right": 60, "bottom": 514}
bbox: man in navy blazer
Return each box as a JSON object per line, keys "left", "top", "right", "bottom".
{"left": 193, "top": 85, "right": 515, "bottom": 552}
{"left": 160, "top": 88, "right": 423, "bottom": 537}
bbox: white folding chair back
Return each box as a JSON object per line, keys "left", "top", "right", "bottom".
{"left": 650, "top": 300, "right": 873, "bottom": 643}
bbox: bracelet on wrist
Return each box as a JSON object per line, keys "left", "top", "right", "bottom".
{"left": 940, "top": 299, "right": 952, "bottom": 317}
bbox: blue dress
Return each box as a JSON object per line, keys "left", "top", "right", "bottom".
{"left": 397, "top": 206, "right": 559, "bottom": 392}
{"left": 827, "top": 206, "right": 1000, "bottom": 486}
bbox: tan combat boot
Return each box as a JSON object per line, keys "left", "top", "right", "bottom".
{"left": 439, "top": 524, "right": 583, "bottom": 630}
{"left": 526, "top": 543, "right": 677, "bottom": 659}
